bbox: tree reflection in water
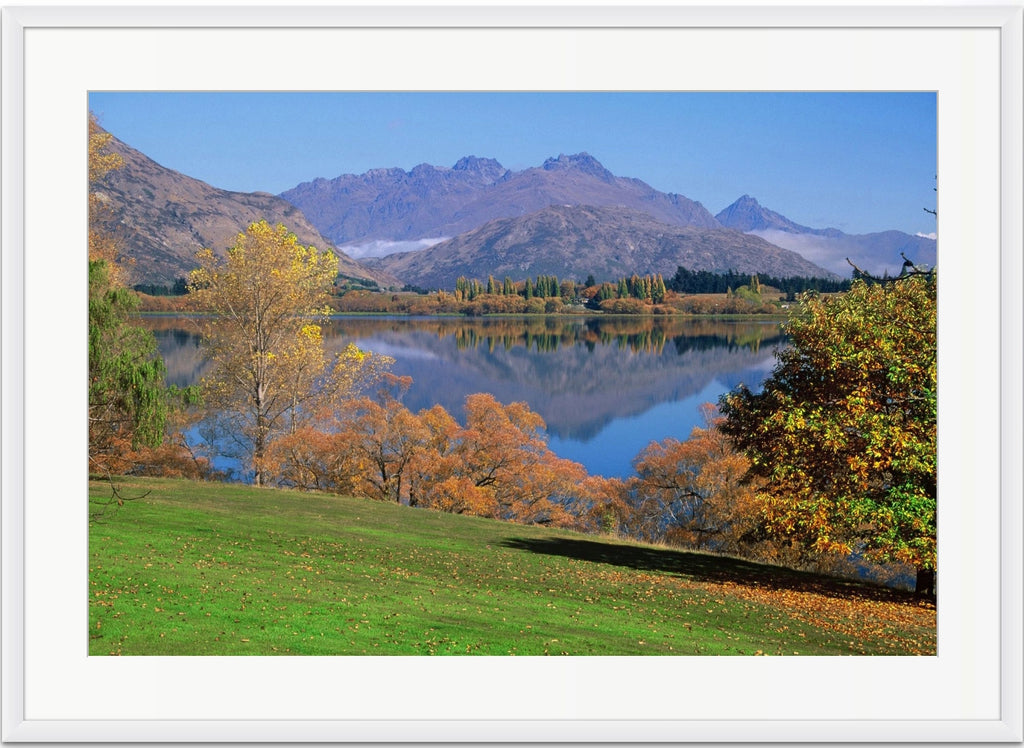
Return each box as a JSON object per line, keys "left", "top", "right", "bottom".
{"left": 143, "top": 314, "right": 786, "bottom": 478}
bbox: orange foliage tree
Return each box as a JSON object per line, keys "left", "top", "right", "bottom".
{"left": 439, "top": 393, "right": 582, "bottom": 524}
{"left": 265, "top": 388, "right": 585, "bottom": 528}
{"left": 262, "top": 426, "right": 360, "bottom": 495}
{"left": 560, "top": 475, "right": 633, "bottom": 536}
{"left": 629, "top": 404, "right": 761, "bottom": 552}
{"left": 336, "top": 376, "right": 431, "bottom": 503}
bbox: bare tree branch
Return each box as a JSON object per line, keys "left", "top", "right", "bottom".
{"left": 89, "top": 458, "right": 150, "bottom": 522}
{"left": 846, "top": 253, "right": 936, "bottom": 285}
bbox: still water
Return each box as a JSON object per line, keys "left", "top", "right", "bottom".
{"left": 143, "top": 315, "right": 787, "bottom": 479}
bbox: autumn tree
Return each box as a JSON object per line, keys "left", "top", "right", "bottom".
{"left": 388, "top": 392, "right": 586, "bottom": 525}
{"left": 630, "top": 403, "right": 760, "bottom": 553}
{"left": 188, "top": 220, "right": 390, "bottom": 485}
{"left": 89, "top": 114, "right": 124, "bottom": 268}
{"left": 264, "top": 387, "right": 584, "bottom": 526}
{"left": 558, "top": 475, "right": 632, "bottom": 537}
{"left": 719, "top": 275, "right": 937, "bottom": 594}
{"left": 335, "top": 376, "right": 431, "bottom": 503}
{"left": 263, "top": 426, "right": 361, "bottom": 495}
{"left": 88, "top": 113, "right": 179, "bottom": 486}
{"left": 440, "top": 393, "right": 581, "bottom": 524}
{"left": 407, "top": 404, "right": 474, "bottom": 510}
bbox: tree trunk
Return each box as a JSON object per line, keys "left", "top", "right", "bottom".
{"left": 253, "top": 383, "right": 267, "bottom": 487}
{"left": 915, "top": 568, "right": 936, "bottom": 598}
{"left": 253, "top": 414, "right": 266, "bottom": 487}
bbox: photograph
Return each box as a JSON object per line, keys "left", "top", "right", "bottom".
{"left": 87, "top": 91, "right": 939, "bottom": 657}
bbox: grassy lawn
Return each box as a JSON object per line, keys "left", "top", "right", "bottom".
{"left": 90, "top": 477, "right": 935, "bottom": 656}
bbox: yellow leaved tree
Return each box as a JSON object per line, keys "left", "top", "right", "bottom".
{"left": 188, "top": 220, "right": 390, "bottom": 485}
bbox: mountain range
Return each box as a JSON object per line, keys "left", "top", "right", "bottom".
{"left": 280, "top": 152, "right": 721, "bottom": 259}
{"left": 95, "top": 126, "right": 934, "bottom": 289}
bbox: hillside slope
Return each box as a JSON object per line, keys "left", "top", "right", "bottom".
{"left": 89, "top": 476, "right": 936, "bottom": 656}
{"left": 372, "top": 204, "right": 835, "bottom": 289}
{"left": 94, "top": 131, "right": 395, "bottom": 287}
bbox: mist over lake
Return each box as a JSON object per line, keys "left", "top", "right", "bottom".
{"left": 144, "top": 315, "right": 786, "bottom": 478}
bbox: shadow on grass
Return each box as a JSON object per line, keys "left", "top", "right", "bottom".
{"left": 500, "top": 536, "right": 927, "bottom": 605}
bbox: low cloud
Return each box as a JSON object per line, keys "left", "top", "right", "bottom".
{"left": 915, "top": 232, "right": 937, "bottom": 240}
{"left": 750, "top": 230, "right": 850, "bottom": 277}
{"left": 750, "top": 229, "right": 924, "bottom": 279}
{"left": 342, "top": 237, "right": 449, "bottom": 259}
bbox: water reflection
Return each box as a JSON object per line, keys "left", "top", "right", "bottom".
{"left": 141, "top": 315, "right": 786, "bottom": 478}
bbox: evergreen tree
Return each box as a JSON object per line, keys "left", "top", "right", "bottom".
{"left": 653, "top": 274, "right": 667, "bottom": 304}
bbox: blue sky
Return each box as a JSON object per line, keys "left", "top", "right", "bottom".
{"left": 88, "top": 91, "right": 936, "bottom": 236}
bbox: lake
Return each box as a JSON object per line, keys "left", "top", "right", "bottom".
{"left": 143, "top": 315, "right": 787, "bottom": 479}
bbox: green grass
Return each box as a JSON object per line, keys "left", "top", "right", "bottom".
{"left": 90, "top": 477, "right": 935, "bottom": 656}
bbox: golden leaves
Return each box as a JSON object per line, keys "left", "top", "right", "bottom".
{"left": 188, "top": 221, "right": 385, "bottom": 483}
{"left": 719, "top": 277, "right": 937, "bottom": 574}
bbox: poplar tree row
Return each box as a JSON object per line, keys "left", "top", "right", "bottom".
{"left": 594, "top": 273, "right": 668, "bottom": 304}
{"left": 454, "top": 274, "right": 573, "bottom": 302}
{"left": 454, "top": 273, "right": 669, "bottom": 304}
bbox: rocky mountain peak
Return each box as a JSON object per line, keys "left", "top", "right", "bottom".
{"left": 452, "top": 155, "right": 507, "bottom": 180}
{"left": 363, "top": 166, "right": 408, "bottom": 182}
{"left": 716, "top": 195, "right": 801, "bottom": 233}
{"left": 541, "top": 152, "right": 615, "bottom": 182}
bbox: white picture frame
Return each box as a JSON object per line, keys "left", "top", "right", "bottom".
{"left": 2, "top": 2, "right": 1021, "bottom": 743}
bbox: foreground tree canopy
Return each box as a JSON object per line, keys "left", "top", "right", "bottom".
{"left": 188, "top": 220, "right": 390, "bottom": 485}
{"left": 719, "top": 276, "right": 937, "bottom": 593}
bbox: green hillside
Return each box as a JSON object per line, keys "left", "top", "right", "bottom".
{"left": 89, "top": 477, "right": 935, "bottom": 656}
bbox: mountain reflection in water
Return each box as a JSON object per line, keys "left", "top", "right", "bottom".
{"left": 142, "top": 315, "right": 787, "bottom": 478}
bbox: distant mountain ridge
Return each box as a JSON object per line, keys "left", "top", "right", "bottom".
{"left": 95, "top": 131, "right": 394, "bottom": 287}
{"left": 96, "top": 125, "right": 932, "bottom": 289}
{"left": 715, "top": 195, "right": 936, "bottom": 277}
{"left": 370, "top": 204, "right": 834, "bottom": 291}
{"left": 280, "top": 151, "right": 721, "bottom": 256}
